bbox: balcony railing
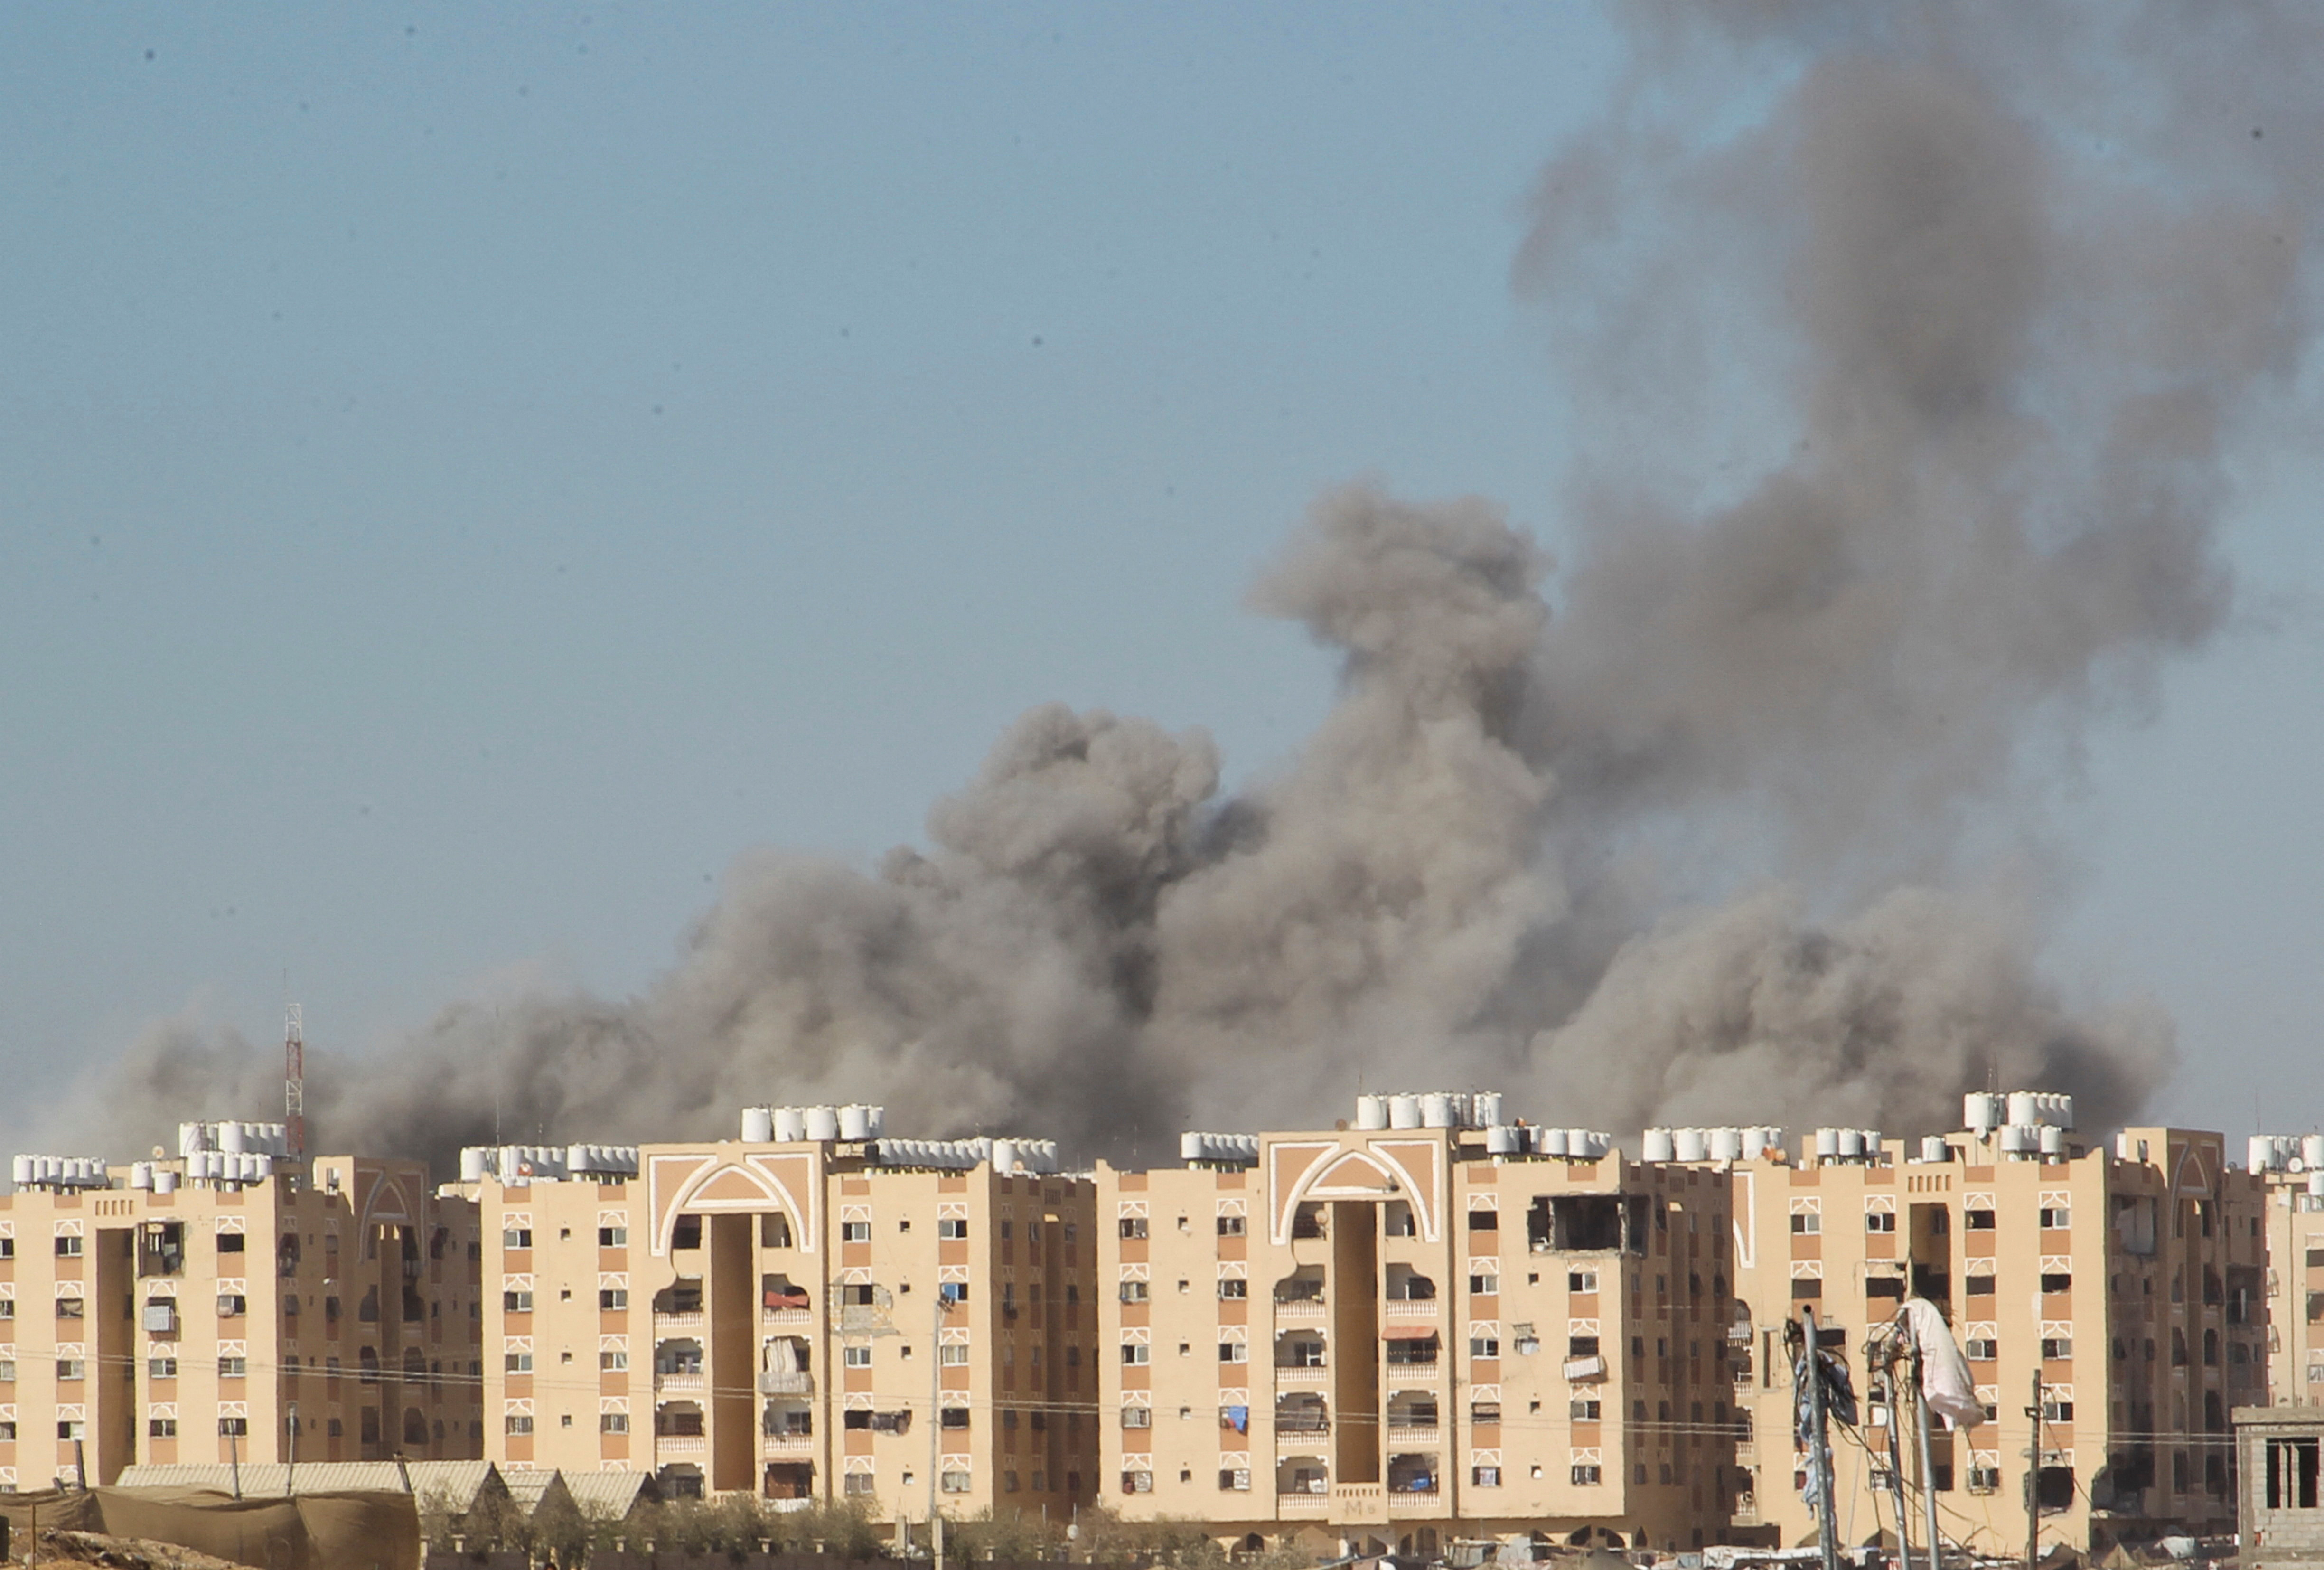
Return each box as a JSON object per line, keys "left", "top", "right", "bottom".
{"left": 655, "top": 1309, "right": 706, "bottom": 1330}
{"left": 657, "top": 1435, "right": 707, "bottom": 1454}
{"left": 762, "top": 1307, "right": 812, "bottom": 1327}
{"left": 1274, "top": 1300, "right": 1325, "bottom": 1322}
{"left": 1385, "top": 1425, "right": 1440, "bottom": 1446}
{"left": 1275, "top": 1493, "right": 1330, "bottom": 1516}
{"left": 759, "top": 1370, "right": 814, "bottom": 1396}
{"left": 1382, "top": 1300, "right": 1439, "bottom": 1320}
{"left": 656, "top": 1372, "right": 705, "bottom": 1393}
{"left": 762, "top": 1432, "right": 814, "bottom": 1455}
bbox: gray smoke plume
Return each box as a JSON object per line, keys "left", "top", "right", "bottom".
{"left": 67, "top": 5, "right": 2321, "bottom": 1171}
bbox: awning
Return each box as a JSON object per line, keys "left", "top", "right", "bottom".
{"left": 1383, "top": 1326, "right": 1440, "bottom": 1342}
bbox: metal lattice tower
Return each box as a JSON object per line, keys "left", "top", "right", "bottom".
{"left": 284, "top": 1004, "right": 305, "bottom": 1160}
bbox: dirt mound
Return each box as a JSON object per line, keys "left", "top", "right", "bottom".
{"left": 34, "top": 1527, "right": 253, "bottom": 1570}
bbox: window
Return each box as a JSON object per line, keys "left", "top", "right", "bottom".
{"left": 941, "top": 1470, "right": 972, "bottom": 1495}
{"left": 1471, "top": 1273, "right": 1499, "bottom": 1295}
{"left": 1568, "top": 1270, "right": 1598, "bottom": 1292}
{"left": 1220, "top": 1467, "right": 1252, "bottom": 1491}
{"left": 2268, "top": 1437, "right": 2323, "bottom": 1510}
{"left": 1119, "top": 1218, "right": 1148, "bottom": 1240}
{"left": 1866, "top": 1211, "right": 1896, "bottom": 1232}
{"left": 1119, "top": 1280, "right": 1149, "bottom": 1303}
{"left": 843, "top": 1473, "right": 876, "bottom": 1497}
{"left": 57, "top": 1360, "right": 85, "bottom": 1380}
{"left": 0, "top": 1422, "right": 16, "bottom": 1441}
{"left": 217, "top": 1294, "right": 247, "bottom": 1317}
{"left": 219, "top": 1356, "right": 247, "bottom": 1377}
{"left": 1121, "top": 1342, "right": 1151, "bottom": 1366}
{"left": 218, "top": 1418, "right": 248, "bottom": 1437}
{"left": 600, "top": 1350, "right": 628, "bottom": 1372}
{"left": 1218, "top": 1215, "right": 1247, "bottom": 1237}
{"left": 843, "top": 1344, "right": 872, "bottom": 1368}
{"left": 600, "top": 1288, "right": 628, "bottom": 1310}
{"left": 1966, "top": 1338, "right": 1998, "bottom": 1361}
{"left": 841, "top": 1221, "right": 870, "bottom": 1243}
{"left": 56, "top": 1297, "right": 84, "bottom": 1320}
{"left": 941, "top": 1406, "right": 971, "bottom": 1430}
{"left": 149, "top": 1358, "right": 177, "bottom": 1379}
{"left": 506, "top": 1352, "right": 534, "bottom": 1373}
{"left": 1122, "top": 1406, "right": 1152, "bottom": 1429}
{"left": 939, "top": 1343, "right": 970, "bottom": 1366}
{"left": 1472, "top": 1466, "right": 1501, "bottom": 1486}
{"left": 1790, "top": 1278, "right": 1823, "bottom": 1300}
{"left": 1568, "top": 1335, "right": 1600, "bottom": 1358}
{"left": 504, "top": 1290, "right": 533, "bottom": 1313}
{"left": 598, "top": 1226, "right": 628, "bottom": 1247}
{"left": 1218, "top": 1278, "right": 1247, "bottom": 1299}
{"left": 1790, "top": 1213, "right": 1820, "bottom": 1236}
{"left": 503, "top": 1229, "right": 533, "bottom": 1249}
{"left": 601, "top": 1412, "right": 629, "bottom": 1434}
{"left": 506, "top": 1415, "right": 534, "bottom": 1436}
{"left": 841, "top": 1283, "right": 876, "bottom": 1306}
{"left": 1969, "top": 1464, "right": 2001, "bottom": 1494}
{"left": 1121, "top": 1470, "right": 1153, "bottom": 1494}
{"left": 2041, "top": 1337, "right": 2072, "bottom": 1360}
{"left": 2039, "top": 1206, "right": 2070, "bottom": 1229}
{"left": 2041, "top": 1272, "right": 2072, "bottom": 1294}
{"left": 1966, "top": 1274, "right": 1996, "bottom": 1297}
{"left": 2042, "top": 1398, "right": 2074, "bottom": 1423}
{"left": 671, "top": 1217, "right": 702, "bottom": 1250}
{"left": 938, "top": 1282, "right": 968, "bottom": 1306}
{"left": 937, "top": 1218, "right": 969, "bottom": 1241}
{"left": 55, "top": 1235, "right": 82, "bottom": 1257}
{"left": 1571, "top": 1399, "right": 1601, "bottom": 1420}
{"left": 1965, "top": 1209, "right": 1996, "bottom": 1231}
{"left": 1571, "top": 1465, "right": 1602, "bottom": 1485}
{"left": 0, "top": 1299, "right": 12, "bottom": 1321}
{"left": 1471, "top": 1336, "right": 1501, "bottom": 1359}
{"left": 57, "top": 1420, "right": 85, "bottom": 1440}
{"left": 1219, "top": 1341, "right": 1248, "bottom": 1364}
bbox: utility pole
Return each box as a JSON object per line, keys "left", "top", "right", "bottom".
{"left": 1911, "top": 1351, "right": 1942, "bottom": 1570}
{"left": 928, "top": 1291, "right": 944, "bottom": 1569}
{"left": 1880, "top": 1359, "right": 1911, "bottom": 1569}
{"left": 287, "top": 1401, "right": 299, "bottom": 1496}
{"left": 1803, "top": 1308, "right": 1841, "bottom": 1570}
{"left": 2024, "top": 1370, "right": 2045, "bottom": 1570}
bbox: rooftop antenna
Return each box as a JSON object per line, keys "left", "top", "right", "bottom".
{"left": 284, "top": 1003, "right": 306, "bottom": 1161}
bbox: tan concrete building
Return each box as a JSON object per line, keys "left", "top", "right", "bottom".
{"left": 2247, "top": 1140, "right": 2324, "bottom": 1412}
{"left": 0, "top": 1128, "right": 484, "bottom": 1490}
{"left": 1093, "top": 1098, "right": 1741, "bottom": 1559}
{"left": 1724, "top": 1101, "right": 2265, "bottom": 1556}
{"left": 464, "top": 1112, "right": 1100, "bottom": 1522}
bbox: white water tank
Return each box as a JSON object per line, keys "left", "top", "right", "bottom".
{"left": 9, "top": 1156, "right": 28, "bottom": 1186}
{"left": 773, "top": 1107, "right": 806, "bottom": 1142}
{"left": 2310, "top": 1171, "right": 2324, "bottom": 1202}
{"left": 1537, "top": 1128, "right": 1569, "bottom": 1157}
{"left": 1814, "top": 1128, "right": 1841, "bottom": 1160}
{"left": 2040, "top": 1125, "right": 2066, "bottom": 1156}
{"left": 1920, "top": 1136, "right": 1950, "bottom": 1164}
{"left": 459, "top": 1148, "right": 489, "bottom": 1183}
{"left": 2250, "top": 1135, "right": 2283, "bottom": 1172}
{"left": 1963, "top": 1094, "right": 2000, "bottom": 1134}
{"left": 1674, "top": 1128, "right": 1709, "bottom": 1163}
{"left": 1642, "top": 1129, "right": 1677, "bottom": 1163}
{"left": 993, "top": 1139, "right": 1019, "bottom": 1176}
{"left": 1355, "top": 1095, "right": 1388, "bottom": 1130}
{"left": 155, "top": 1169, "right": 178, "bottom": 1194}
{"left": 1388, "top": 1094, "right": 1422, "bottom": 1130}
{"left": 741, "top": 1108, "right": 775, "bottom": 1144}
{"left": 1473, "top": 1092, "right": 1504, "bottom": 1128}
{"left": 1999, "top": 1124, "right": 2037, "bottom": 1157}
{"left": 2305, "top": 1135, "right": 2324, "bottom": 1169}
{"left": 1709, "top": 1128, "right": 1744, "bottom": 1162}
{"left": 805, "top": 1106, "right": 841, "bottom": 1142}
{"left": 839, "top": 1105, "right": 873, "bottom": 1141}
{"left": 1836, "top": 1129, "right": 1865, "bottom": 1159}
{"left": 1486, "top": 1125, "right": 1523, "bottom": 1156}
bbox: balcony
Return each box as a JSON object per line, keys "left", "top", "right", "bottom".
{"left": 1275, "top": 1493, "right": 1331, "bottom": 1517}
{"left": 1388, "top": 1491, "right": 1444, "bottom": 1516}
{"left": 657, "top": 1436, "right": 707, "bottom": 1454}
{"left": 654, "top": 1310, "right": 706, "bottom": 1331}
{"left": 1274, "top": 1364, "right": 1328, "bottom": 1387}
{"left": 656, "top": 1371, "right": 705, "bottom": 1393}
{"left": 1274, "top": 1300, "right": 1325, "bottom": 1323}
{"left": 762, "top": 1432, "right": 814, "bottom": 1456}
{"left": 1382, "top": 1300, "right": 1439, "bottom": 1321}
{"left": 759, "top": 1369, "right": 814, "bottom": 1396}
{"left": 1386, "top": 1426, "right": 1441, "bottom": 1447}
{"left": 762, "top": 1306, "right": 811, "bottom": 1328}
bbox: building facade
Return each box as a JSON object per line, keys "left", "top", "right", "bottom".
{"left": 464, "top": 1114, "right": 1101, "bottom": 1523}
{"left": 0, "top": 1133, "right": 484, "bottom": 1491}
{"left": 1726, "top": 1110, "right": 2264, "bottom": 1556}
{"left": 1093, "top": 1102, "right": 1740, "bottom": 1559}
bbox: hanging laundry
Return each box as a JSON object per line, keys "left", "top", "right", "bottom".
{"left": 1899, "top": 1296, "right": 1984, "bottom": 1429}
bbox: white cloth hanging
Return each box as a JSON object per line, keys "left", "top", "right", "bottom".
{"left": 1900, "top": 1296, "right": 1983, "bottom": 1428}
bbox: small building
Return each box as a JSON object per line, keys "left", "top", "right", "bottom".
{"left": 2239, "top": 1404, "right": 2324, "bottom": 1570}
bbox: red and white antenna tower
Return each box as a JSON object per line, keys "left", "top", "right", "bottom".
{"left": 284, "top": 1004, "right": 306, "bottom": 1160}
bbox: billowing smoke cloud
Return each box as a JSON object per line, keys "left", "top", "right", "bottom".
{"left": 69, "top": 6, "right": 2321, "bottom": 1171}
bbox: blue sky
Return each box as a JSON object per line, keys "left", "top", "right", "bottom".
{"left": 3, "top": 4, "right": 2319, "bottom": 1142}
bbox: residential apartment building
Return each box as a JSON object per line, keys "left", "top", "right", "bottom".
{"left": 1725, "top": 1101, "right": 2265, "bottom": 1557}
{"left": 2248, "top": 1140, "right": 2324, "bottom": 1409}
{"left": 0, "top": 1128, "right": 484, "bottom": 1491}
{"left": 463, "top": 1110, "right": 1101, "bottom": 1522}
{"left": 1093, "top": 1098, "right": 1741, "bottom": 1560}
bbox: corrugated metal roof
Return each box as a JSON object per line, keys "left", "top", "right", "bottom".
{"left": 499, "top": 1468, "right": 575, "bottom": 1516}
{"left": 557, "top": 1469, "right": 657, "bottom": 1517}
{"left": 114, "top": 1460, "right": 505, "bottom": 1509}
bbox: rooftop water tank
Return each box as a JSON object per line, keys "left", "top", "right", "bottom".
{"left": 1709, "top": 1128, "right": 1744, "bottom": 1162}
{"left": 2305, "top": 1134, "right": 2324, "bottom": 1170}
{"left": 2040, "top": 1124, "right": 2066, "bottom": 1156}
{"left": 1355, "top": 1095, "right": 1388, "bottom": 1131}
{"left": 1473, "top": 1092, "right": 1504, "bottom": 1128}
{"left": 1814, "top": 1129, "right": 1841, "bottom": 1160}
{"left": 1537, "top": 1128, "right": 1569, "bottom": 1157}
{"left": 1674, "top": 1128, "right": 1709, "bottom": 1163}
{"left": 459, "top": 1149, "right": 490, "bottom": 1183}
{"left": 773, "top": 1107, "right": 806, "bottom": 1143}
{"left": 1486, "top": 1125, "right": 1523, "bottom": 1156}
{"left": 1388, "top": 1094, "right": 1421, "bottom": 1130}
{"left": 741, "top": 1107, "right": 775, "bottom": 1144}
{"left": 804, "top": 1106, "right": 841, "bottom": 1143}
{"left": 839, "top": 1105, "right": 873, "bottom": 1141}
{"left": 1642, "top": 1128, "right": 1676, "bottom": 1164}
{"left": 155, "top": 1169, "right": 178, "bottom": 1194}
